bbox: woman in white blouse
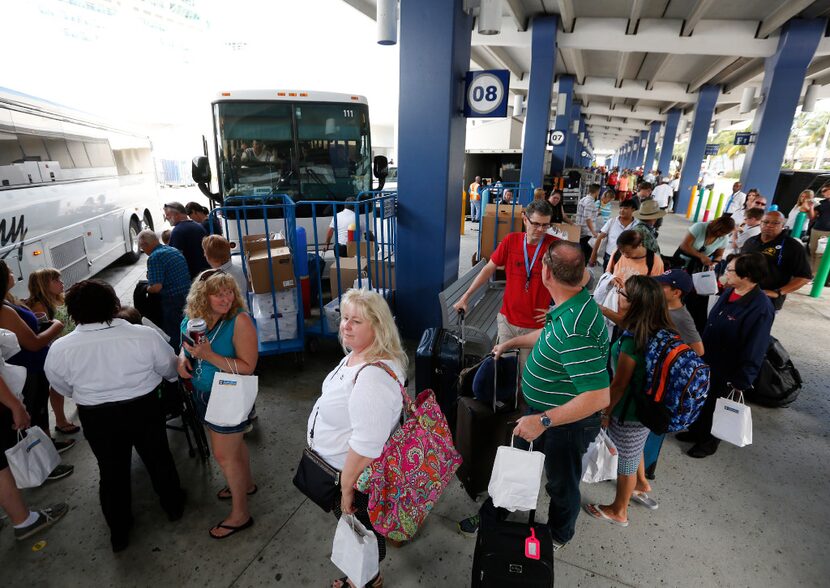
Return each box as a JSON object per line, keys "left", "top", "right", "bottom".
{"left": 307, "top": 288, "right": 407, "bottom": 588}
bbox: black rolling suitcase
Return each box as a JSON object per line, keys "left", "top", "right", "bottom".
{"left": 455, "top": 351, "right": 522, "bottom": 500}
{"left": 472, "top": 498, "right": 554, "bottom": 587}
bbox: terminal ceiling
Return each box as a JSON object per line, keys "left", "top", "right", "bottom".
{"left": 343, "top": 0, "right": 830, "bottom": 153}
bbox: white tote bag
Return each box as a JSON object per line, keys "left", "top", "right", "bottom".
{"left": 592, "top": 272, "right": 616, "bottom": 303}
{"left": 331, "top": 514, "right": 379, "bottom": 588}
{"left": 581, "top": 429, "right": 619, "bottom": 483}
{"left": 0, "top": 328, "right": 21, "bottom": 360}
{"left": 204, "top": 359, "right": 258, "bottom": 428}
{"left": 488, "top": 437, "right": 546, "bottom": 512}
{"left": 5, "top": 426, "right": 61, "bottom": 489}
{"left": 711, "top": 390, "right": 753, "bottom": 447}
{"left": 692, "top": 270, "right": 718, "bottom": 296}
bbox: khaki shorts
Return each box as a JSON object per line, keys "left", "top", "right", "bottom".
{"left": 496, "top": 313, "right": 536, "bottom": 368}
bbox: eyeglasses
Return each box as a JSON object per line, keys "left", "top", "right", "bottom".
{"left": 760, "top": 220, "right": 783, "bottom": 226}
{"left": 618, "top": 291, "right": 629, "bottom": 300}
{"left": 754, "top": 201, "right": 767, "bottom": 207}
{"left": 725, "top": 267, "right": 737, "bottom": 274}
{"left": 525, "top": 219, "right": 552, "bottom": 230}
{"left": 198, "top": 269, "right": 226, "bottom": 282}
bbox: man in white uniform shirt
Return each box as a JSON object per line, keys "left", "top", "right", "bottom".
{"left": 724, "top": 182, "right": 747, "bottom": 216}
{"left": 325, "top": 197, "right": 357, "bottom": 257}
{"left": 45, "top": 280, "right": 185, "bottom": 553}
{"left": 652, "top": 177, "right": 673, "bottom": 212}
{"left": 589, "top": 199, "right": 639, "bottom": 269}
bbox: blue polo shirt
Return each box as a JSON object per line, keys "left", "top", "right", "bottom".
{"left": 169, "top": 220, "right": 210, "bottom": 278}
{"left": 147, "top": 244, "right": 191, "bottom": 300}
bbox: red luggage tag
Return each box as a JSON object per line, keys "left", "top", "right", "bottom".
{"left": 525, "top": 528, "right": 540, "bottom": 560}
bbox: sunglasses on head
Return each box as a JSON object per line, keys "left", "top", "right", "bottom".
{"left": 199, "top": 269, "right": 226, "bottom": 282}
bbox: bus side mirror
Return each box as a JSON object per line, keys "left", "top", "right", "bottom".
{"left": 192, "top": 156, "right": 211, "bottom": 184}
{"left": 373, "top": 155, "right": 388, "bottom": 180}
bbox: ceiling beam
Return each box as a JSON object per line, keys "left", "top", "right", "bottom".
{"left": 681, "top": 0, "right": 717, "bottom": 37}
{"left": 557, "top": 0, "right": 576, "bottom": 33}
{"left": 583, "top": 103, "right": 667, "bottom": 121}
{"left": 504, "top": 0, "right": 529, "bottom": 31}
{"left": 555, "top": 18, "right": 777, "bottom": 58}
{"left": 578, "top": 77, "right": 697, "bottom": 103}
{"left": 688, "top": 55, "right": 738, "bottom": 92}
{"left": 562, "top": 47, "right": 587, "bottom": 84}
{"left": 757, "top": 0, "right": 817, "bottom": 39}
{"left": 806, "top": 55, "right": 830, "bottom": 78}
{"left": 645, "top": 54, "right": 674, "bottom": 90}
{"left": 340, "top": 0, "right": 374, "bottom": 20}
{"left": 627, "top": 0, "right": 644, "bottom": 35}
{"left": 616, "top": 53, "right": 632, "bottom": 88}
{"left": 586, "top": 116, "right": 650, "bottom": 131}
{"left": 480, "top": 45, "right": 525, "bottom": 78}
{"left": 723, "top": 58, "right": 766, "bottom": 92}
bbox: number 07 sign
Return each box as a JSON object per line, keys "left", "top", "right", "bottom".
{"left": 464, "top": 69, "right": 510, "bottom": 118}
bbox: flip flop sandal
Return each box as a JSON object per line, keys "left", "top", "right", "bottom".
{"left": 55, "top": 424, "right": 81, "bottom": 434}
{"left": 583, "top": 503, "right": 629, "bottom": 527}
{"left": 208, "top": 516, "right": 254, "bottom": 539}
{"left": 631, "top": 491, "right": 659, "bottom": 510}
{"left": 216, "top": 484, "right": 258, "bottom": 500}
{"left": 332, "top": 574, "right": 383, "bottom": 588}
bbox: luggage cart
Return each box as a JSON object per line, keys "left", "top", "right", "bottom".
{"left": 210, "top": 195, "right": 305, "bottom": 362}
{"left": 162, "top": 380, "right": 210, "bottom": 460}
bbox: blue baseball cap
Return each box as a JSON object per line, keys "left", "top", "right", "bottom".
{"left": 654, "top": 269, "right": 693, "bottom": 295}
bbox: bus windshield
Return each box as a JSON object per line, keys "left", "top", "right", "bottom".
{"left": 214, "top": 100, "right": 372, "bottom": 202}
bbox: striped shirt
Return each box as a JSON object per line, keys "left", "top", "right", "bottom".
{"left": 575, "top": 195, "right": 598, "bottom": 238}
{"left": 522, "top": 288, "right": 610, "bottom": 410}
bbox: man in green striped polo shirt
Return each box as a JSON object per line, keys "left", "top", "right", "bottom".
{"left": 495, "top": 240, "right": 610, "bottom": 548}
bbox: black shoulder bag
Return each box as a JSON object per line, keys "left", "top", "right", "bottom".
{"left": 292, "top": 407, "right": 341, "bottom": 512}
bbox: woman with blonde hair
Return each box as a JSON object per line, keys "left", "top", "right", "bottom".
{"left": 785, "top": 189, "right": 815, "bottom": 231}
{"left": 304, "top": 288, "right": 407, "bottom": 588}
{"left": 177, "top": 268, "right": 258, "bottom": 539}
{"left": 25, "top": 268, "right": 78, "bottom": 434}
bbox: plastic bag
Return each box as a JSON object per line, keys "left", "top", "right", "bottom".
{"left": 4, "top": 427, "right": 61, "bottom": 489}
{"left": 711, "top": 390, "right": 752, "bottom": 447}
{"left": 488, "top": 437, "right": 545, "bottom": 512}
{"left": 692, "top": 270, "right": 718, "bottom": 296}
{"left": 581, "top": 429, "right": 618, "bottom": 483}
{"left": 331, "top": 514, "right": 379, "bottom": 588}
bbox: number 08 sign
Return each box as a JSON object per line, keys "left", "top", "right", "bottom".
{"left": 464, "top": 69, "right": 510, "bottom": 118}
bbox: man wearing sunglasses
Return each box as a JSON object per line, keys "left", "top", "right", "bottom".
{"left": 740, "top": 211, "right": 812, "bottom": 311}
{"left": 453, "top": 199, "right": 556, "bottom": 367}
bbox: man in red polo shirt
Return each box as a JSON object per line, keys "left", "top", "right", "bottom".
{"left": 454, "top": 199, "right": 556, "bottom": 366}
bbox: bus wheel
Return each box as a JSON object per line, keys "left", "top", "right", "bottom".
{"left": 122, "top": 217, "right": 142, "bottom": 263}
{"left": 142, "top": 211, "right": 154, "bottom": 231}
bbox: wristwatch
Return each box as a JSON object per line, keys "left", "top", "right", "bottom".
{"left": 540, "top": 413, "right": 552, "bottom": 428}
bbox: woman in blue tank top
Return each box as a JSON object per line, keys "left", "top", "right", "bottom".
{"left": 178, "top": 269, "right": 258, "bottom": 539}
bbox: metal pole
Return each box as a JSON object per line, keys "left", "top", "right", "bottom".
{"left": 810, "top": 242, "right": 830, "bottom": 297}
{"left": 791, "top": 210, "right": 808, "bottom": 240}
{"left": 714, "top": 193, "right": 726, "bottom": 218}
{"left": 686, "top": 185, "right": 698, "bottom": 219}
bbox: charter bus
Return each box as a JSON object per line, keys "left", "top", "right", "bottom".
{"left": 192, "top": 90, "right": 389, "bottom": 242}
{"left": 0, "top": 88, "right": 160, "bottom": 296}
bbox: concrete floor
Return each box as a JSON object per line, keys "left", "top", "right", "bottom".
{"left": 3, "top": 209, "right": 829, "bottom": 587}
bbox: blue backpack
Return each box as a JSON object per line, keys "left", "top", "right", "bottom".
{"left": 636, "top": 329, "right": 710, "bottom": 434}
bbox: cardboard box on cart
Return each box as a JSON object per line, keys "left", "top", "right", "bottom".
{"left": 480, "top": 206, "right": 523, "bottom": 260}
{"left": 548, "top": 223, "right": 580, "bottom": 243}
{"left": 329, "top": 256, "right": 368, "bottom": 300}
{"left": 244, "top": 235, "right": 295, "bottom": 294}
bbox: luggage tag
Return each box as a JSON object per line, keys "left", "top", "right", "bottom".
{"left": 525, "top": 528, "right": 540, "bottom": 560}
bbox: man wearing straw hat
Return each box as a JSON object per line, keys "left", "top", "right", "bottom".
{"left": 632, "top": 199, "right": 666, "bottom": 253}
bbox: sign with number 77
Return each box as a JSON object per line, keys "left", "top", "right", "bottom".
{"left": 464, "top": 69, "right": 510, "bottom": 118}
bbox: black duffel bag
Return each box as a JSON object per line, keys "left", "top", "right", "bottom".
{"left": 747, "top": 337, "right": 802, "bottom": 408}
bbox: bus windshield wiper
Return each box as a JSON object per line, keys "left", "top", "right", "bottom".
{"left": 304, "top": 167, "right": 337, "bottom": 199}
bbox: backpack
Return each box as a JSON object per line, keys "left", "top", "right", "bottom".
{"left": 633, "top": 329, "right": 710, "bottom": 434}
{"left": 612, "top": 248, "right": 655, "bottom": 275}
{"left": 747, "top": 337, "right": 802, "bottom": 407}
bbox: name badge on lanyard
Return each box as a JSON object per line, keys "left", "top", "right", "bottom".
{"left": 524, "top": 239, "right": 544, "bottom": 292}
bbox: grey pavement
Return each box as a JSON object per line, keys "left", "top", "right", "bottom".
{"left": 2, "top": 208, "right": 829, "bottom": 587}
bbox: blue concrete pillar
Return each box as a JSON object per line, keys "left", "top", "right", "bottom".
{"left": 740, "top": 20, "right": 825, "bottom": 202}
{"left": 566, "top": 106, "right": 582, "bottom": 168}
{"left": 643, "top": 122, "right": 660, "bottom": 173}
{"left": 396, "top": 0, "right": 472, "bottom": 337}
{"left": 677, "top": 85, "right": 720, "bottom": 213}
{"left": 520, "top": 16, "right": 558, "bottom": 199}
{"left": 657, "top": 109, "right": 681, "bottom": 176}
{"left": 549, "top": 76, "right": 573, "bottom": 175}
{"left": 634, "top": 130, "right": 648, "bottom": 170}
{"left": 625, "top": 141, "right": 635, "bottom": 169}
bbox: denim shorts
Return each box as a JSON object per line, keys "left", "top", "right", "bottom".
{"left": 191, "top": 387, "right": 251, "bottom": 434}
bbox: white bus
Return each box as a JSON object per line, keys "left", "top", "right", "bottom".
{"left": 192, "top": 89, "right": 390, "bottom": 242}
{"left": 0, "top": 88, "right": 159, "bottom": 296}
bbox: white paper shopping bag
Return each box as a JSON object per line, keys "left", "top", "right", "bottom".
{"left": 205, "top": 371, "right": 258, "bottom": 427}
{"left": 488, "top": 437, "right": 546, "bottom": 512}
{"left": 581, "top": 429, "right": 619, "bottom": 483}
{"left": 331, "top": 514, "right": 379, "bottom": 588}
{"left": 5, "top": 426, "right": 61, "bottom": 489}
{"left": 711, "top": 390, "right": 752, "bottom": 447}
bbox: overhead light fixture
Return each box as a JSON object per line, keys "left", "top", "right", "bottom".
{"left": 572, "top": 120, "right": 580, "bottom": 133}
{"left": 641, "top": 138, "right": 647, "bottom": 148}
{"left": 739, "top": 87, "right": 755, "bottom": 114}
{"left": 579, "top": 131, "right": 585, "bottom": 141}
{"left": 377, "top": 0, "right": 397, "bottom": 45}
{"left": 803, "top": 83, "right": 820, "bottom": 113}
{"left": 512, "top": 94, "right": 523, "bottom": 116}
{"left": 478, "top": 0, "right": 502, "bottom": 35}
{"left": 556, "top": 92, "right": 568, "bottom": 115}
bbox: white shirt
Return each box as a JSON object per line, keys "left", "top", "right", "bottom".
{"left": 45, "top": 319, "right": 177, "bottom": 406}
{"left": 735, "top": 224, "right": 761, "bottom": 250}
{"left": 306, "top": 355, "right": 404, "bottom": 470}
{"left": 329, "top": 208, "right": 356, "bottom": 246}
{"left": 670, "top": 178, "right": 680, "bottom": 191}
{"left": 220, "top": 258, "right": 249, "bottom": 295}
{"left": 652, "top": 184, "right": 673, "bottom": 208}
{"left": 600, "top": 216, "right": 639, "bottom": 258}
{"left": 725, "top": 191, "right": 747, "bottom": 215}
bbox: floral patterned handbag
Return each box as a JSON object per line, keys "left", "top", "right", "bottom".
{"left": 354, "top": 362, "right": 462, "bottom": 542}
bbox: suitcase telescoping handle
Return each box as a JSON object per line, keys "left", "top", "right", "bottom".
{"left": 456, "top": 308, "right": 466, "bottom": 353}
{"left": 492, "top": 349, "right": 521, "bottom": 413}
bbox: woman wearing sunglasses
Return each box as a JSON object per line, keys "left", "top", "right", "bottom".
{"left": 178, "top": 269, "right": 258, "bottom": 539}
